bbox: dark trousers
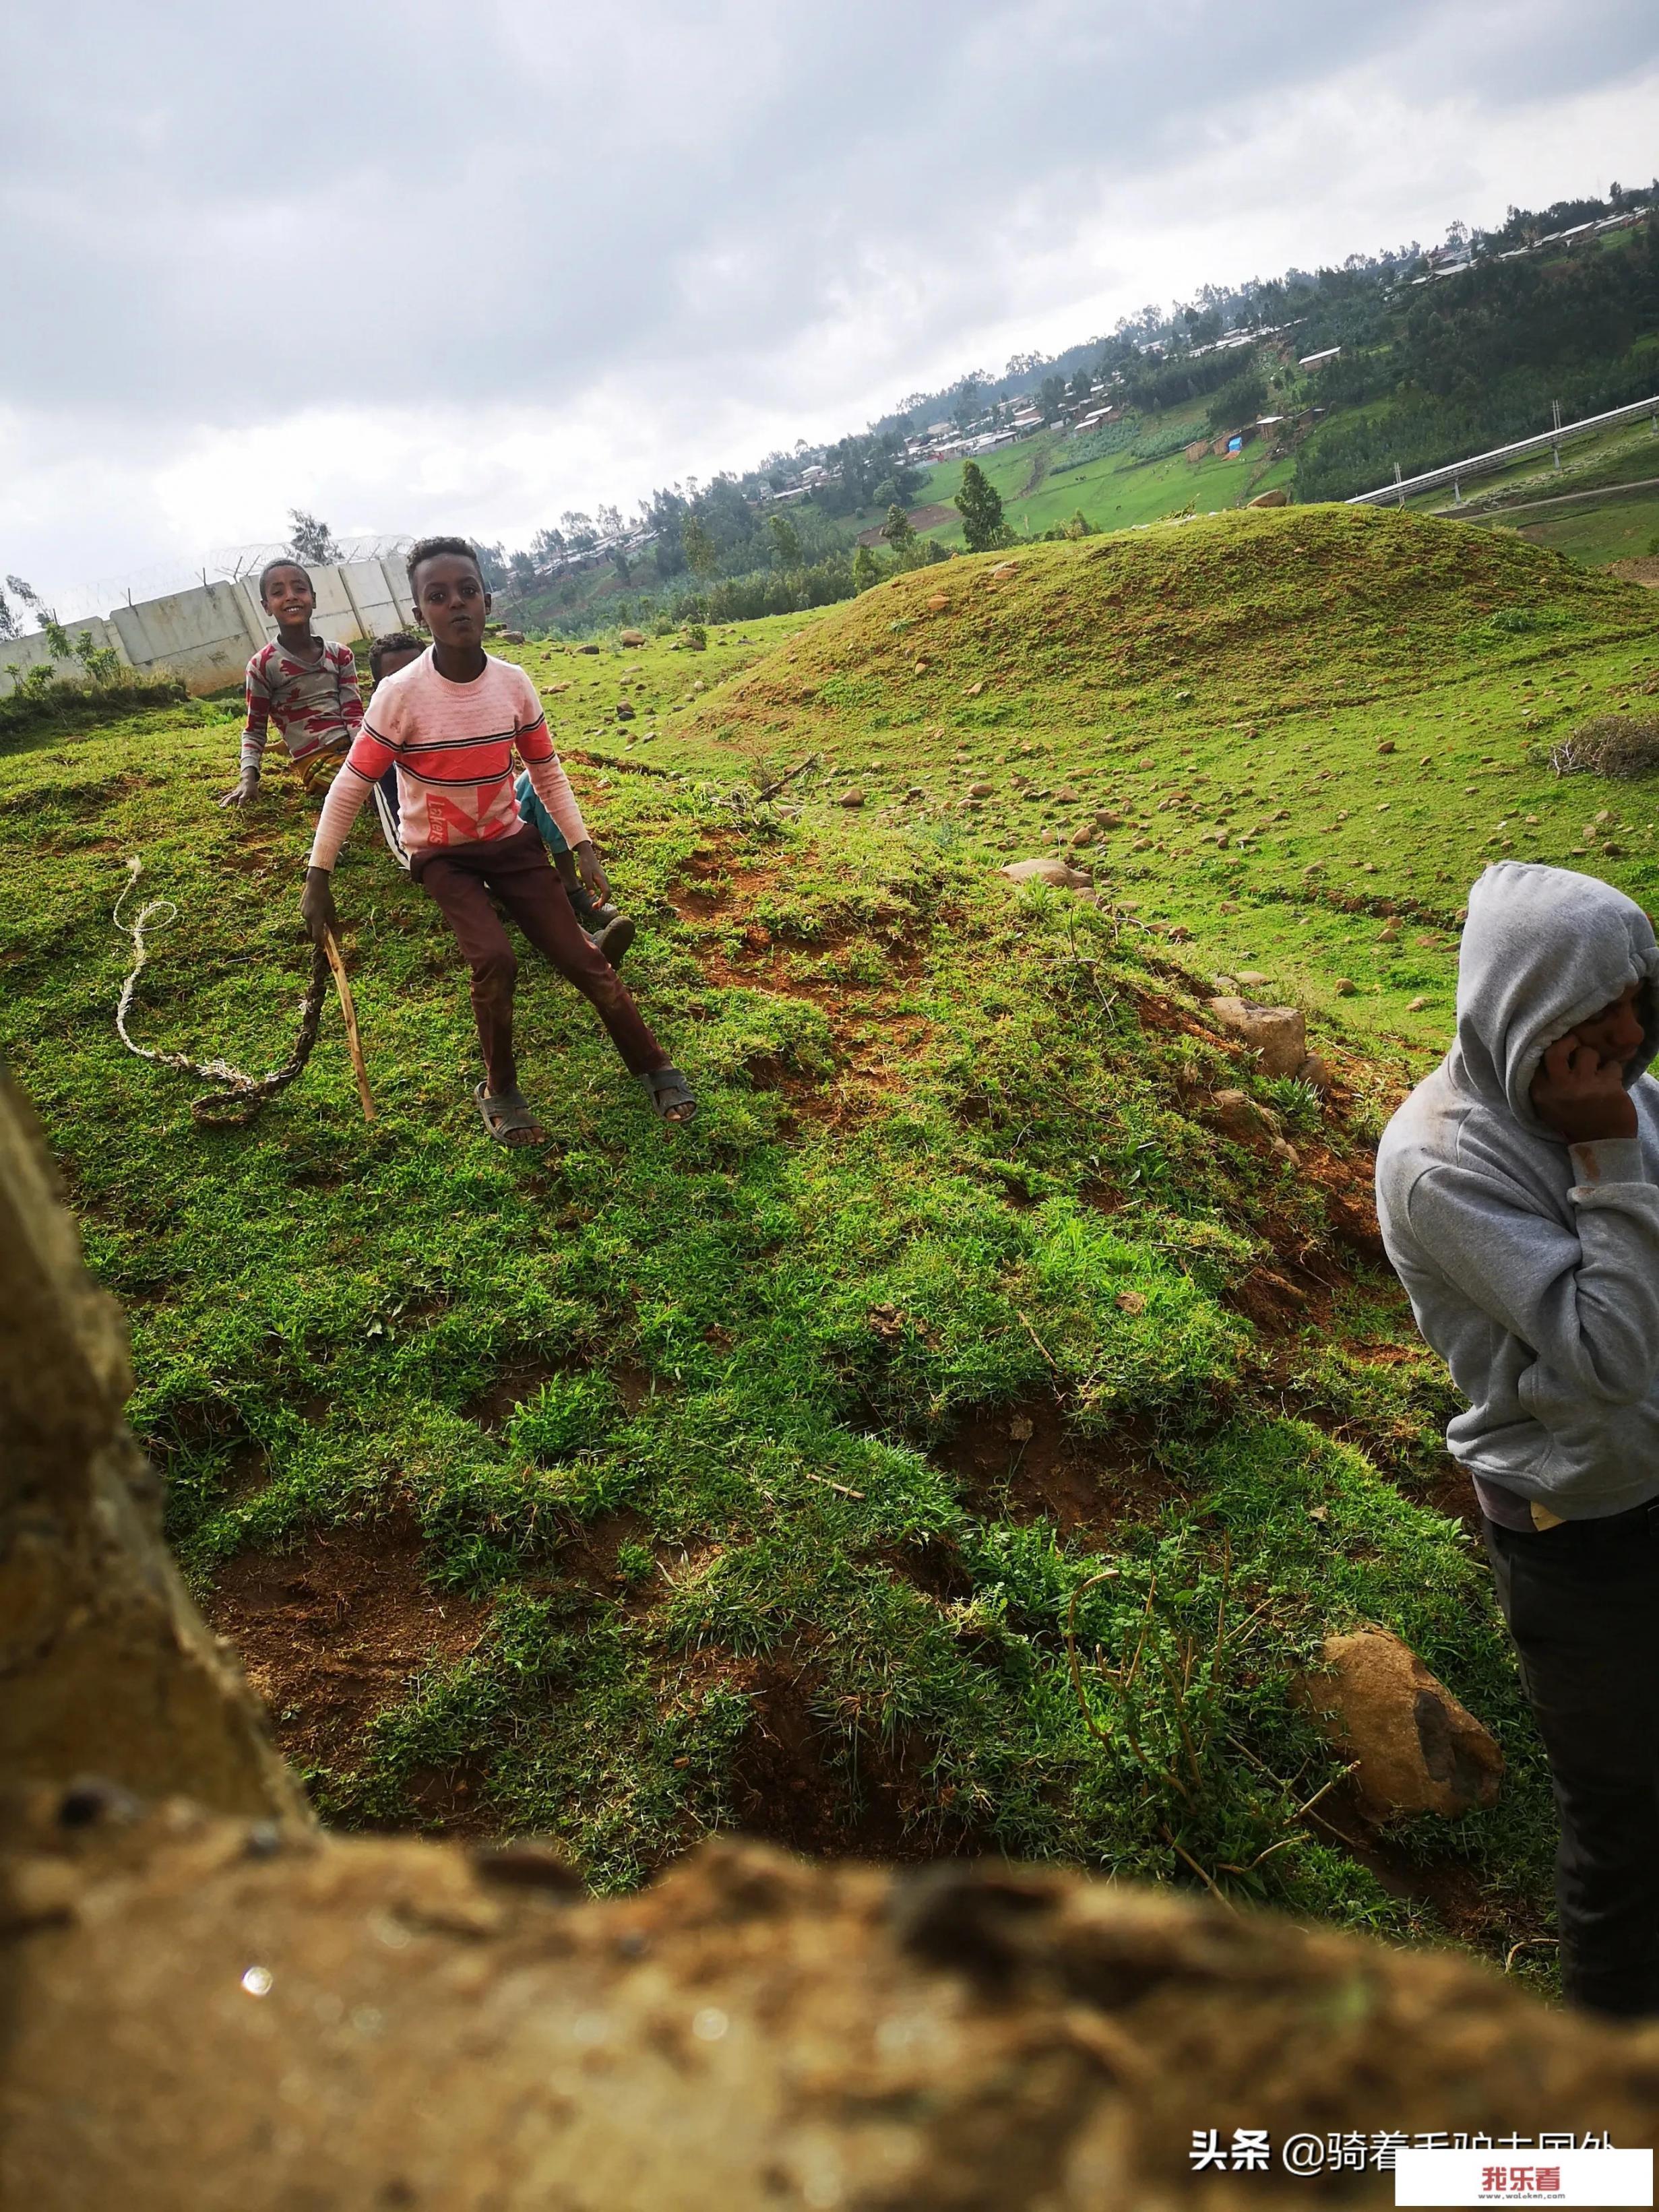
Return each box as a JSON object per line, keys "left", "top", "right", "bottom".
{"left": 412, "top": 828, "right": 663, "bottom": 1096}
{"left": 1484, "top": 1504, "right": 1659, "bottom": 2017}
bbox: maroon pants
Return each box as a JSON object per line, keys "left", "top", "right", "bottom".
{"left": 413, "top": 828, "right": 663, "bottom": 1096}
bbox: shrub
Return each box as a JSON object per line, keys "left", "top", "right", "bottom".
{"left": 0, "top": 669, "right": 185, "bottom": 737}
{"left": 1548, "top": 714, "right": 1659, "bottom": 780}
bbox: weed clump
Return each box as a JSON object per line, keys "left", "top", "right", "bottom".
{"left": 1549, "top": 714, "right": 1659, "bottom": 780}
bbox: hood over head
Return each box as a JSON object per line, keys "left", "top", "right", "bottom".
{"left": 1450, "top": 861, "right": 1659, "bottom": 1135}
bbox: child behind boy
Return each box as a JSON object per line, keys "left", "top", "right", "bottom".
{"left": 515, "top": 767, "right": 636, "bottom": 968}
{"left": 301, "top": 537, "right": 694, "bottom": 1145}
{"left": 222, "top": 560, "right": 404, "bottom": 863}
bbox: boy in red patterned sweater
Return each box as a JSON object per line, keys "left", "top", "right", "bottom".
{"left": 222, "top": 559, "right": 404, "bottom": 861}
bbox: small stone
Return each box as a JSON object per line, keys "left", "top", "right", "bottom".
{"left": 615, "top": 703, "right": 636, "bottom": 720}
{"left": 964, "top": 681, "right": 986, "bottom": 697}
{"left": 619, "top": 628, "right": 646, "bottom": 646}
{"left": 1000, "top": 857, "right": 1092, "bottom": 888}
{"left": 1054, "top": 787, "right": 1080, "bottom": 803}
{"left": 1211, "top": 1089, "right": 1264, "bottom": 1141}
{"left": 1377, "top": 740, "right": 1396, "bottom": 755}
{"left": 1296, "top": 1628, "right": 1503, "bottom": 1819}
{"left": 1069, "top": 826, "right": 1095, "bottom": 848}
{"left": 1206, "top": 998, "right": 1307, "bottom": 1077}
{"left": 927, "top": 594, "right": 949, "bottom": 613}
{"left": 1298, "top": 1054, "right": 1336, "bottom": 1089}
{"left": 968, "top": 781, "right": 995, "bottom": 799}
{"left": 1096, "top": 811, "right": 1123, "bottom": 829}
{"left": 1377, "top": 921, "right": 1400, "bottom": 942}
{"left": 1334, "top": 978, "right": 1356, "bottom": 997}
{"left": 838, "top": 789, "right": 866, "bottom": 808}
{"left": 1235, "top": 969, "right": 1271, "bottom": 987}
{"left": 991, "top": 561, "right": 1019, "bottom": 579}
{"left": 501, "top": 629, "right": 526, "bottom": 645}
{"left": 1271, "top": 1137, "right": 1301, "bottom": 1168}
{"left": 1407, "top": 995, "right": 1429, "bottom": 1012}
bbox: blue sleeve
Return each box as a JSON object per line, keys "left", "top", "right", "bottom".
{"left": 514, "top": 768, "right": 569, "bottom": 857}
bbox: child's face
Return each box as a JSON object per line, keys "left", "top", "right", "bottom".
{"left": 373, "top": 646, "right": 422, "bottom": 685}
{"left": 263, "top": 566, "right": 315, "bottom": 629}
{"left": 412, "top": 555, "right": 490, "bottom": 650}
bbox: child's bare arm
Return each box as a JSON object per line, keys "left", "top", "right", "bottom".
{"left": 220, "top": 658, "right": 268, "bottom": 807}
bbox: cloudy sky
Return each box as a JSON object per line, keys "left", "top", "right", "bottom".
{"left": 3, "top": 0, "right": 1656, "bottom": 614}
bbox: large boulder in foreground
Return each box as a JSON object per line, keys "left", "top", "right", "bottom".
{"left": 1298, "top": 1628, "right": 1504, "bottom": 1819}
{"left": 0, "top": 1080, "right": 304, "bottom": 1827}
{"left": 5, "top": 1796, "right": 1655, "bottom": 2212}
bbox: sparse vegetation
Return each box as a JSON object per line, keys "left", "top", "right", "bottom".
{"left": 1549, "top": 712, "right": 1659, "bottom": 779}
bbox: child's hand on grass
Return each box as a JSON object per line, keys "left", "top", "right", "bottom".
{"left": 1531, "top": 1036, "right": 1638, "bottom": 1143}
{"left": 218, "top": 770, "right": 259, "bottom": 809}
{"left": 301, "top": 868, "right": 340, "bottom": 945}
{"left": 574, "top": 840, "right": 612, "bottom": 902}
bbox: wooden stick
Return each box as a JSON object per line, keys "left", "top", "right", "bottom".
{"left": 321, "top": 928, "right": 375, "bottom": 1123}
{"left": 757, "top": 751, "right": 821, "bottom": 802}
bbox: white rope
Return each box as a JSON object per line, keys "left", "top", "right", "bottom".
{"left": 112, "top": 856, "right": 328, "bottom": 1120}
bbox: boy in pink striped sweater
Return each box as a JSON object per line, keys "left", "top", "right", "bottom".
{"left": 300, "top": 538, "right": 694, "bottom": 1144}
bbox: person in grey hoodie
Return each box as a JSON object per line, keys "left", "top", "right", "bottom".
{"left": 1377, "top": 860, "right": 1659, "bottom": 2017}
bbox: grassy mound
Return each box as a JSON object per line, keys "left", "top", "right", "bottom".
{"left": 687, "top": 506, "right": 1650, "bottom": 736}
{"left": 11, "top": 503, "right": 1658, "bottom": 1984}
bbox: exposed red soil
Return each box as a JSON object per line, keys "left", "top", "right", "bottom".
{"left": 937, "top": 1395, "right": 1183, "bottom": 1544}
{"left": 699, "top": 1649, "right": 974, "bottom": 1862}
{"left": 668, "top": 837, "right": 937, "bottom": 1120}
{"left": 201, "top": 1515, "right": 489, "bottom": 1825}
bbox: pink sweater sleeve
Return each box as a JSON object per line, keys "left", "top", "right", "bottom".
{"left": 307, "top": 763, "right": 375, "bottom": 871}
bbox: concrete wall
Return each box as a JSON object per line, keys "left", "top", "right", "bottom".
{"left": 1, "top": 557, "right": 416, "bottom": 697}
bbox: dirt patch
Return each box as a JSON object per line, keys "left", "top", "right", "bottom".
{"left": 1608, "top": 555, "right": 1659, "bottom": 588}
{"left": 938, "top": 1395, "right": 1180, "bottom": 1542}
{"left": 465, "top": 1357, "right": 565, "bottom": 1432}
{"left": 718, "top": 1652, "right": 970, "bottom": 1861}
{"left": 201, "top": 1516, "right": 488, "bottom": 1798}
{"left": 556, "top": 1506, "right": 654, "bottom": 1598}
{"left": 1305, "top": 1776, "right": 1549, "bottom": 1965}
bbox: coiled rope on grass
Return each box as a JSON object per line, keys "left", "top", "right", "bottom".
{"left": 113, "top": 856, "right": 329, "bottom": 1127}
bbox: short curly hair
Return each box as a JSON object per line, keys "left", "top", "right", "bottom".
{"left": 369, "top": 631, "right": 422, "bottom": 681}
{"left": 258, "top": 557, "right": 311, "bottom": 605}
{"left": 405, "top": 536, "right": 483, "bottom": 592}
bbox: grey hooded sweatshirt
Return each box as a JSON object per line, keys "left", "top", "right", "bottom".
{"left": 1375, "top": 861, "right": 1659, "bottom": 1525}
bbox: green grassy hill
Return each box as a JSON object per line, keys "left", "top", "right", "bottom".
{"left": 3, "top": 505, "right": 1656, "bottom": 1981}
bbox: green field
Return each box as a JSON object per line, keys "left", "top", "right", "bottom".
{"left": 915, "top": 413, "right": 1294, "bottom": 544}
{"left": 5, "top": 504, "right": 1657, "bottom": 1985}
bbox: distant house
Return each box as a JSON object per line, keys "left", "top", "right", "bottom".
{"left": 926, "top": 420, "right": 953, "bottom": 438}
{"left": 1297, "top": 346, "right": 1341, "bottom": 371}
{"left": 1185, "top": 439, "right": 1211, "bottom": 463}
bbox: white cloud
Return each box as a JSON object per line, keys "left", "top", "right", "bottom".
{"left": 2, "top": 0, "right": 1655, "bottom": 611}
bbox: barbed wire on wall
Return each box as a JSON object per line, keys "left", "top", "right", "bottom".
{"left": 44, "top": 536, "right": 415, "bottom": 625}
